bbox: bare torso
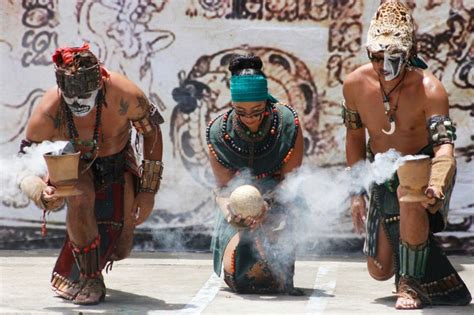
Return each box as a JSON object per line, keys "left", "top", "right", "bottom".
{"left": 348, "top": 63, "right": 433, "bottom": 155}
{"left": 49, "top": 91, "right": 131, "bottom": 157}
{"left": 28, "top": 72, "right": 146, "bottom": 157}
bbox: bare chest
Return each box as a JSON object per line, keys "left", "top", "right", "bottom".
{"left": 357, "top": 88, "right": 429, "bottom": 153}
{"left": 54, "top": 104, "right": 131, "bottom": 154}
{"left": 359, "top": 87, "right": 425, "bottom": 131}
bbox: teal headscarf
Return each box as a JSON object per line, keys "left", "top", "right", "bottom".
{"left": 230, "top": 75, "right": 277, "bottom": 103}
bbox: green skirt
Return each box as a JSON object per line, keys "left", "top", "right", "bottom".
{"left": 212, "top": 201, "right": 297, "bottom": 294}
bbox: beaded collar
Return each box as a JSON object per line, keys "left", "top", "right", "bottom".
{"left": 222, "top": 103, "right": 280, "bottom": 157}
{"left": 206, "top": 103, "right": 300, "bottom": 180}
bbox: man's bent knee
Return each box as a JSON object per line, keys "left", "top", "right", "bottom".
{"left": 368, "top": 268, "right": 394, "bottom": 281}
{"left": 367, "top": 257, "right": 394, "bottom": 281}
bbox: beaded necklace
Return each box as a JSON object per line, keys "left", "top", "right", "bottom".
{"left": 63, "top": 88, "right": 104, "bottom": 161}
{"left": 206, "top": 103, "right": 300, "bottom": 179}
{"left": 232, "top": 105, "right": 274, "bottom": 143}
{"left": 225, "top": 104, "right": 279, "bottom": 156}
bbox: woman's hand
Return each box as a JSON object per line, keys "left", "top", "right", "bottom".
{"left": 227, "top": 202, "right": 268, "bottom": 229}
{"left": 244, "top": 202, "right": 269, "bottom": 229}
{"left": 350, "top": 195, "right": 366, "bottom": 234}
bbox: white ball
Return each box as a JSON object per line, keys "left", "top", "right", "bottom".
{"left": 229, "top": 185, "right": 264, "bottom": 218}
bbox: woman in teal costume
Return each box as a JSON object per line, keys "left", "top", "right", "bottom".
{"left": 206, "top": 55, "right": 304, "bottom": 295}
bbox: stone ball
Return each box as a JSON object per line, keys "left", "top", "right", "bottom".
{"left": 229, "top": 185, "right": 264, "bottom": 218}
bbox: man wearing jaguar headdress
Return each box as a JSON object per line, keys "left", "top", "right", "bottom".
{"left": 19, "top": 43, "right": 164, "bottom": 305}
{"left": 342, "top": 0, "right": 471, "bottom": 309}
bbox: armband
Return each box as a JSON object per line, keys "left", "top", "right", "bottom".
{"left": 139, "top": 160, "right": 164, "bottom": 193}
{"left": 132, "top": 103, "right": 164, "bottom": 136}
{"left": 427, "top": 115, "right": 456, "bottom": 147}
{"left": 342, "top": 101, "right": 363, "bottom": 129}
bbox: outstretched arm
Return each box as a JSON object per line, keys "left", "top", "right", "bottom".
{"left": 125, "top": 82, "right": 164, "bottom": 225}
{"left": 343, "top": 74, "right": 367, "bottom": 234}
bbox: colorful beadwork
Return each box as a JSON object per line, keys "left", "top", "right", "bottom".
{"left": 206, "top": 103, "right": 299, "bottom": 179}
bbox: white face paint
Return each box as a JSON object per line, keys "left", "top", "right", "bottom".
{"left": 62, "top": 89, "right": 99, "bottom": 117}
{"left": 383, "top": 52, "right": 405, "bottom": 81}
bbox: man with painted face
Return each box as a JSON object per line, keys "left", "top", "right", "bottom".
{"left": 207, "top": 55, "right": 304, "bottom": 295}
{"left": 18, "top": 43, "right": 164, "bottom": 305}
{"left": 342, "top": 0, "right": 471, "bottom": 310}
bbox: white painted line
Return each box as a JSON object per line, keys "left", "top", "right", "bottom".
{"left": 306, "top": 264, "right": 337, "bottom": 315}
{"left": 176, "top": 273, "right": 222, "bottom": 315}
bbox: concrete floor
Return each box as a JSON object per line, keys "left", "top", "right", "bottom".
{"left": 0, "top": 251, "right": 472, "bottom": 314}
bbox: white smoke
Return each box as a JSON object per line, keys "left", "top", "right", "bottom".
{"left": 277, "top": 149, "right": 405, "bottom": 245}
{"left": 0, "top": 141, "right": 69, "bottom": 206}
{"left": 201, "top": 150, "right": 407, "bottom": 285}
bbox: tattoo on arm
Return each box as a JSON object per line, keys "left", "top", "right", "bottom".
{"left": 119, "top": 98, "right": 130, "bottom": 116}
{"left": 129, "top": 95, "right": 150, "bottom": 120}
{"left": 45, "top": 109, "right": 63, "bottom": 130}
{"left": 136, "top": 95, "right": 149, "bottom": 111}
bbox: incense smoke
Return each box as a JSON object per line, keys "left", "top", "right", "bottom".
{"left": 0, "top": 141, "right": 68, "bottom": 206}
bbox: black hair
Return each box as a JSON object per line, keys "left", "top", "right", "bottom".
{"left": 228, "top": 55, "right": 266, "bottom": 77}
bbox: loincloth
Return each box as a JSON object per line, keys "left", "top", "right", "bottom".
{"left": 364, "top": 144, "right": 471, "bottom": 305}
{"left": 51, "top": 144, "right": 138, "bottom": 294}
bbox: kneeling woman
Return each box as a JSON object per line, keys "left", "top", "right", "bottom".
{"left": 206, "top": 55, "right": 304, "bottom": 294}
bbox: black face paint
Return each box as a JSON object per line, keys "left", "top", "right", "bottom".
{"left": 62, "top": 89, "right": 99, "bottom": 117}
{"left": 68, "top": 102, "right": 92, "bottom": 116}
{"left": 383, "top": 52, "right": 405, "bottom": 81}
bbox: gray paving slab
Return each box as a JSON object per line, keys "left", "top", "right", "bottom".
{"left": 0, "top": 251, "right": 472, "bottom": 314}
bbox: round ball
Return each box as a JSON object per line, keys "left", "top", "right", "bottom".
{"left": 229, "top": 185, "right": 264, "bottom": 218}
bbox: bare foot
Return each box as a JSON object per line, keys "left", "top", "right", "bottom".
{"left": 395, "top": 276, "right": 430, "bottom": 310}
{"left": 395, "top": 293, "right": 422, "bottom": 309}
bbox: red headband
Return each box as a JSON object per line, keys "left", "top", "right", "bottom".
{"left": 52, "top": 43, "right": 91, "bottom": 67}
{"left": 52, "top": 43, "right": 109, "bottom": 79}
